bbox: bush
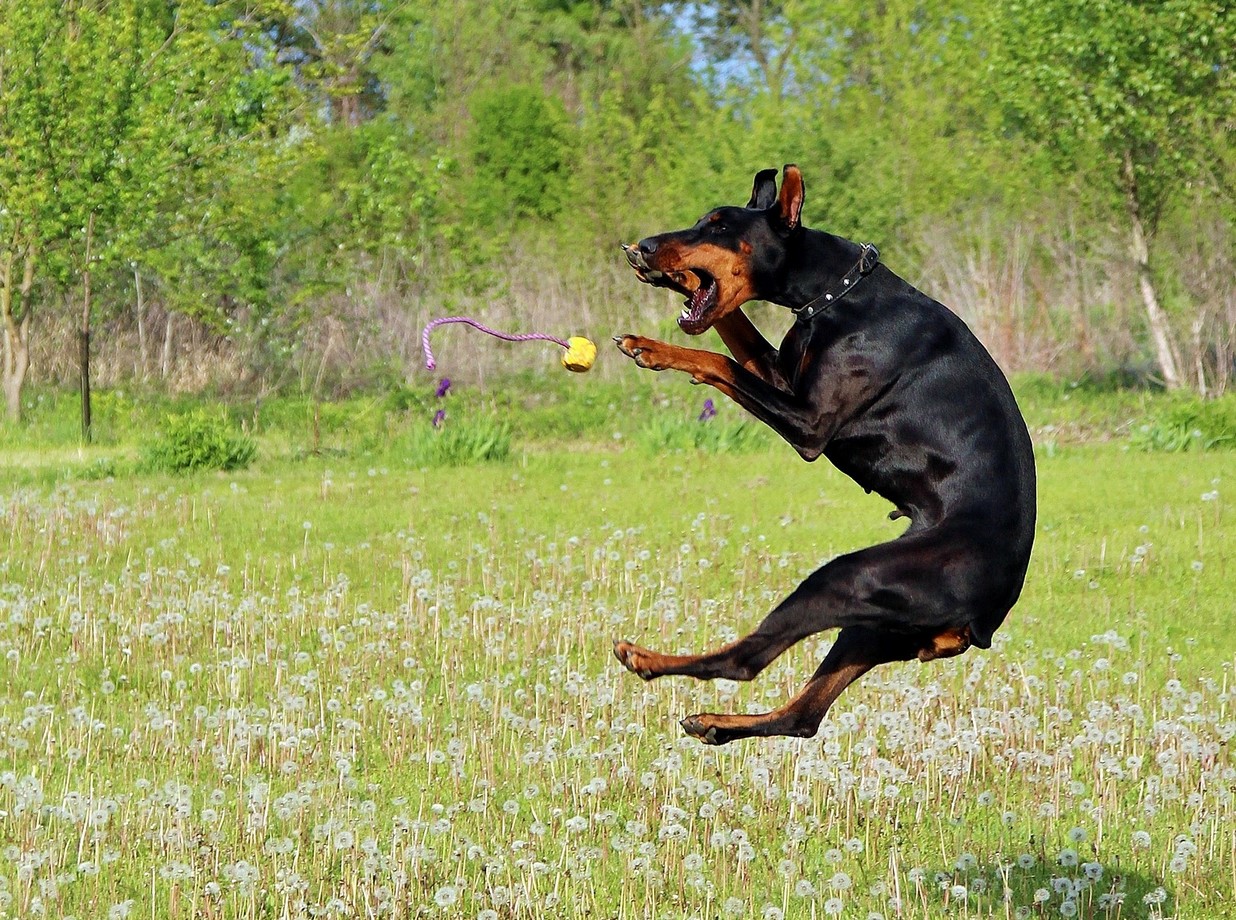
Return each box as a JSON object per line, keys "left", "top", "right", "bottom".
{"left": 395, "top": 418, "right": 512, "bottom": 467}
{"left": 467, "top": 84, "right": 573, "bottom": 221}
{"left": 1131, "top": 396, "right": 1236, "bottom": 452}
{"left": 637, "top": 401, "right": 771, "bottom": 454}
{"left": 74, "top": 457, "right": 120, "bottom": 481}
{"left": 142, "top": 409, "right": 258, "bottom": 473}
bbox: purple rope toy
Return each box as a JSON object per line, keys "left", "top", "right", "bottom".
{"left": 421, "top": 316, "right": 596, "bottom": 373}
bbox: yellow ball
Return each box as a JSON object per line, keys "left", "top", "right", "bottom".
{"left": 561, "top": 336, "right": 597, "bottom": 373}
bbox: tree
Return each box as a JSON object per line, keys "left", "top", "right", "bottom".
{"left": 0, "top": 0, "right": 64, "bottom": 420}
{"left": 989, "top": 0, "right": 1235, "bottom": 391}
{"left": 674, "top": 0, "right": 800, "bottom": 100}
{"left": 270, "top": 0, "right": 393, "bottom": 128}
{"left": 468, "top": 85, "right": 574, "bottom": 223}
{"left": 0, "top": 0, "right": 294, "bottom": 427}
{"left": 2, "top": 0, "right": 168, "bottom": 425}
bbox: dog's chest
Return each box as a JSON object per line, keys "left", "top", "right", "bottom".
{"left": 779, "top": 312, "right": 877, "bottom": 393}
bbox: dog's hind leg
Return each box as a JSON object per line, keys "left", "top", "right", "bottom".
{"left": 677, "top": 627, "right": 919, "bottom": 744}
{"left": 613, "top": 630, "right": 805, "bottom": 682}
{"left": 614, "top": 532, "right": 978, "bottom": 683}
{"left": 613, "top": 556, "right": 869, "bottom": 683}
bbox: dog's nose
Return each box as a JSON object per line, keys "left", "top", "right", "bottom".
{"left": 623, "top": 241, "right": 650, "bottom": 270}
{"left": 637, "top": 238, "right": 658, "bottom": 255}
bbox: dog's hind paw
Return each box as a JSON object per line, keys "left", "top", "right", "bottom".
{"left": 613, "top": 640, "right": 658, "bottom": 680}
{"left": 681, "top": 715, "right": 723, "bottom": 745}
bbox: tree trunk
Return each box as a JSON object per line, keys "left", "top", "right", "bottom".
{"left": 161, "top": 310, "right": 175, "bottom": 378}
{"left": 79, "top": 328, "right": 92, "bottom": 441}
{"left": 1, "top": 247, "right": 36, "bottom": 422}
{"left": 79, "top": 213, "right": 95, "bottom": 445}
{"left": 134, "top": 267, "right": 148, "bottom": 376}
{"left": 3, "top": 314, "right": 31, "bottom": 421}
{"left": 1123, "top": 152, "right": 1183, "bottom": 390}
{"left": 1191, "top": 318, "right": 1207, "bottom": 397}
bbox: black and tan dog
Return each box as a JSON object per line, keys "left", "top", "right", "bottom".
{"left": 614, "top": 165, "right": 1036, "bottom": 745}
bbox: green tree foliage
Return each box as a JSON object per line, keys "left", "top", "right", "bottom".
{"left": 988, "top": 0, "right": 1235, "bottom": 390}
{"left": 2, "top": 0, "right": 1233, "bottom": 401}
{"left": 989, "top": 0, "right": 1232, "bottom": 213}
{"left": 467, "top": 86, "right": 575, "bottom": 223}
{"left": 0, "top": 0, "right": 297, "bottom": 418}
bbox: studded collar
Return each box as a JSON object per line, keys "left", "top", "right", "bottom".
{"left": 791, "top": 243, "right": 880, "bottom": 321}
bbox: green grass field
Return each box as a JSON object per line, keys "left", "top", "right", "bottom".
{"left": 0, "top": 380, "right": 1233, "bottom": 919}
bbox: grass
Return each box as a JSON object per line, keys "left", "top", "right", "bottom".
{"left": 0, "top": 381, "right": 1233, "bottom": 919}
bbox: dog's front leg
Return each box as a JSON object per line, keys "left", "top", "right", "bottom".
{"left": 711, "top": 310, "right": 786, "bottom": 387}
{"left": 614, "top": 334, "right": 835, "bottom": 459}
{"left": 614, "top": 334, "right": 759, "bottom": 396}
{"left": 612, "top": 335, "right": 702, "bottom": 374}
{"left": 613, "top": 314, "right": 781, "bottom": 386}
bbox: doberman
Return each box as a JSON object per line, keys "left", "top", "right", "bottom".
{"left": 614, "top": 165, "right": 1036, "bottom": 745}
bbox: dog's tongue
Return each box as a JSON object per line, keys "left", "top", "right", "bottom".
{"left": 688, "top": 284, "right": 711, "bottom": 315}
{"left": 680, "top": 278, "right": 718, "bottom": 328}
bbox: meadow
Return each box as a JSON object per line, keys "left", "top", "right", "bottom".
{"left": 0, "top": 377, "right": 1233, "bottom": 919}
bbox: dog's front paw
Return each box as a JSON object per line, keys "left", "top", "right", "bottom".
{"left": 613, "top": 335, "right": 673, "bottom": 371}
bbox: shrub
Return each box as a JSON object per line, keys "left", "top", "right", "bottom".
{"left": 1131, "top": 396, "right": 1236, "bottom": 452}
{"left": 142, "top": 409, "right": 257, "bottom": 473}
{"left": 396, "top": 418, "right": 512, "bottom": 467}
{"left": 467, "top": 84, "right": 573, "bottom": 221}
{"left": 74, "top": 457, "right": 120, "bottom": 481}
{"left": 637, "top": 402, "right": 771, "bottom": 454}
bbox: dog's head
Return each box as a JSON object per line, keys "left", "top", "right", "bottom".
{"left": 623, "top": 164, "right": 804, "bottom": 335}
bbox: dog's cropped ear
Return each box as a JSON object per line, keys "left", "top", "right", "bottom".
{"left": 776, "top": 164, "right": 804, "bottom": 231}
{"left": 746, "top": 168, "right": 779, "bottom": 209}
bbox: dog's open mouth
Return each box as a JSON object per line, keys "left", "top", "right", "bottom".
{"left": 675, "top": 270, "right": 718, "bottom": 334}
{"left": 631, "top": 265, "right": 719, "bottom": 333}
{"left": 624, "top": 244, "right": 721, "bottom": 334}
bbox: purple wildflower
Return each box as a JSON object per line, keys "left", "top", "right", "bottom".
{"left": 432, "top": 409, "right": 446, "bottom": 428}
{"left": 435, "top": 377, "right": 452, "bottom": 398}
{"left": 698, "top": 398, "right": 717, "bottom": 422}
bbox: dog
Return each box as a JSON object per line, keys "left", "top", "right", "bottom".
{"left": 613, "top": 165, "right": 1036, "bottom": 745}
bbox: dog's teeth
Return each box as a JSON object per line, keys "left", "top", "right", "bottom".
{"left": 681, "top": 308, "right": 690, "bottom": 320}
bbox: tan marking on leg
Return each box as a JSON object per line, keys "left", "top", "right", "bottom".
{"left": 917, "top": 626, "right": 972, "bottom": 662}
